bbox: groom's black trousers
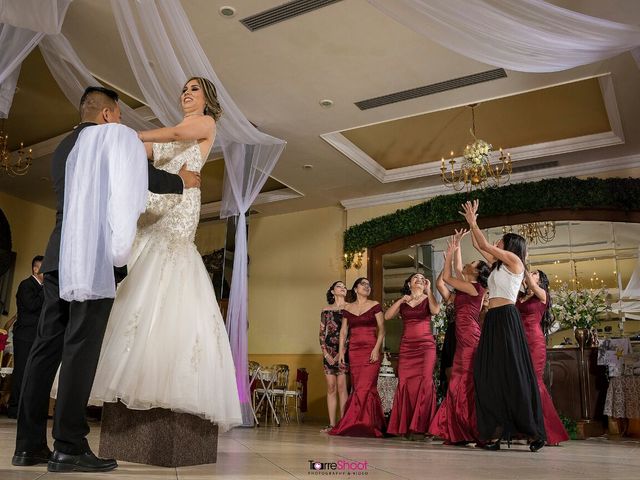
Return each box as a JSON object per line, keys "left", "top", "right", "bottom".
{"left": 16, "top": 271, "right": 113, "bottom": 454}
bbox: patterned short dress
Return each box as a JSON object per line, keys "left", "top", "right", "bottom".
{"left": 320, "top": 310, "right": 349, "bottom": 375}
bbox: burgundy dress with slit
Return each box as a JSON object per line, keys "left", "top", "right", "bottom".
{"left": 329, "top": 304, "right": 386, "bottom": 437}
{"left": 517, "top": 296, "right": 569, "bottom": 445}
{"left": 429, "top": 283, "right": 484, "bottom": 443}
{"left": 387, "top": 298, "right": 437, "bottom": 435}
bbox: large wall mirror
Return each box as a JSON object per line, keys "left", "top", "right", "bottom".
{"left": 380, "top": 220, "right": 640, "bottom": 352}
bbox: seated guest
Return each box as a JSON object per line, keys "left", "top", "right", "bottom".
{"left": 7, "top": 256, "right": 44, "bottom": 418}
{"left": 330, "top": 278, "right": 386, "bottom": 437}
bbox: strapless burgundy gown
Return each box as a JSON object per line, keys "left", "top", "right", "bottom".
{"left": 387, "top": 298, "right": 437, "bottom": 435}
{"left": 517, "top": 296, "right": 569, "bottom": 445}
{"left": 330, "top": 304, "right": 386, "bottom": 437}
{"left": 429, "top": 283, "right": 484, "bottom": 442}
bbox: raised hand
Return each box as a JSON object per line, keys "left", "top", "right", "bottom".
{"left": 445, "top": 236, "right": 456, "bottom": 258}
{"left": 454, "top": 228, "right": 469, "bottom": 243}
{"left": 402, "top": 294, "right": 412, "bottom": 303}
{"left": 458, "top": 199, "right": 479, "bottom": 226}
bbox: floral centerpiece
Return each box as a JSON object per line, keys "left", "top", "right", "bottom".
{"left": 551, "top": 284, "right": 610, "bottom": 330}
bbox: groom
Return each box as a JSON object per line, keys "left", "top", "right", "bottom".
{"left": 13, "top": 86, "right": 200, "bottom": 473}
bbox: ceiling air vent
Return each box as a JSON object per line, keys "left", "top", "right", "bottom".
{"left": 355, "top": 68, "right": 507, "bottom": 110}
{"left": 240, "top": 0, "right": 343, "bottom": 31}
{"left": 511, "top": 161, "right": 558, "bottom": 174}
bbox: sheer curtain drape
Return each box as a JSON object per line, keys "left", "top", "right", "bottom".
{"left": 0, "top": 0, "right": 72, "bottom": 117}
{"left": 39, "top": 34, "right": 153, "bottom": 132}
{"left": 109, "top": 0, "right": 285, "bottom": 425}
{"left": 0, "top": 25, "right": 42, "bottom": 117}
{"left": 369, "top": 0, "right": 640, "bottom": 72}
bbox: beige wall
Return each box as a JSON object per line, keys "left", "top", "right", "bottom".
{"left": 247, "top": 206, "right": 345, "bottom": 355}
{"left": 0, "top": 192, "right": 55, "bottom": 324}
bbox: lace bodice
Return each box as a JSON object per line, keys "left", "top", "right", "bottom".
{"left": 137, "top": 141, "right": 204, "bottom": 242}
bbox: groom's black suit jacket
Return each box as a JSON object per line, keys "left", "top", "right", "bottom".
{"left": 41, "top": 122, "right": 184, "bottom": 274}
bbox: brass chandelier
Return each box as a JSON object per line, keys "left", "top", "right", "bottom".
{"left": 503, "top": 221, "right": 556, "bottom": 245}
{"left": 0, "top": 119, "right": 32, "bottom": 177}
{"left": 441, "top": 104, "right": 512, "bottom": 191}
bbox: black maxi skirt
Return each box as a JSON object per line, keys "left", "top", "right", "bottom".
{"left": 473, "top": 304, "right": 546, "bottom": 442}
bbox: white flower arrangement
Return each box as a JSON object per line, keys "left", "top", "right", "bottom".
{"left": 551, "top": 284, "right": 610, "bottom": 329}
{"left": 463, "top": 139, "right": 492, "bottom": 165}
{"left": 432, "top": 305, "right": 448, "bottom": 335}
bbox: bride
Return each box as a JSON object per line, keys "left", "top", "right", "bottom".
{"left": 89, "top": 77, "right": 242, "bottom": 431}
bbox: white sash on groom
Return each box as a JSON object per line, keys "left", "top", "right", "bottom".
{"left": 59, "top": 123, "right": 148, "bottom": 302}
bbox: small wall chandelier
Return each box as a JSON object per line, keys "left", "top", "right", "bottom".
{"left": 0, "top": 120, "right": 32, "bottom": 177}
{"left": 503, "top": 221, "right": 556, "bottom": 245}
{"left": 343, "top": 251, "right": 364, "bottom": 270}
{"left": 441, "top": 104, "right": 511, "bottom": 191}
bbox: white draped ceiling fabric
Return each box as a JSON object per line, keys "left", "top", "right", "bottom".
{"left": 0, "top": 0, "right": 73, "bottom": 117}
{"left": 2, "top": 0, "right": 285, "bottom": 425}
{"left": 368, "top": 0, "right": 640, "bottom": 72}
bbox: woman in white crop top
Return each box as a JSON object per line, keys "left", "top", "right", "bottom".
{"left": 460, "top": 200, "right": 546, "bottom": 452}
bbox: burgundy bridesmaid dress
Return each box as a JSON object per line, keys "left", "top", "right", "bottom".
{"left": 330, "top": 304, "right": 386, "bottom": 437}
{"left": 517, "top": 296, "right": 569, "bottom": 445}
{"left": 429, "top": 283, "right": 484, "bottom": 443}
{"left": 387, "top": 298, "right": 437, "bottom": 435}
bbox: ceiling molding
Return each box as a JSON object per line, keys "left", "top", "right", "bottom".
{"left": 200, "top": 186, "right": 304, "bottom": 218}
{"left": 322, "top": 75, "right": 624, "bottom": 184}
{"left": 340, "top": 154, "right": 640, "bottom": 210}
{"left": 599, "top": 75, "right": 624, "bottom": 143}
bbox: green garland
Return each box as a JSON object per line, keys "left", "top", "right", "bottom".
{"left": 344, "top": 177, "right": 640, "bottom": 255}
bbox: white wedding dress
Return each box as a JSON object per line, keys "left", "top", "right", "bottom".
{"left": 89, "top": 140, "right": 242, "bottom": 432}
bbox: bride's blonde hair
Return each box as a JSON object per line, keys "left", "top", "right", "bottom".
{"left": 184, "top": 76, "right": 222, "bottom": 121}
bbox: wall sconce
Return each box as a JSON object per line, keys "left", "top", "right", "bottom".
{"left": 343, "top": 251, "right": 364, "bottom": 270}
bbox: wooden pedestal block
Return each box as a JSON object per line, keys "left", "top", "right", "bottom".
{"left": 99, "top": 401, "right": 218, "bottom": 467}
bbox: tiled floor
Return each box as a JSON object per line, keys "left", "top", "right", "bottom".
{"left": 1, "top": 417, "right": 639, "bottom": 479}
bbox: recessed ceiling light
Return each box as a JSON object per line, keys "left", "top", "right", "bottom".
{"left": 219, "top": 6, "right": 236, "bottom": 18}
{"left": 303, "top": 164, "right": 313, "bottom": 170}
{"left": 319, "top": 99, "right": 334, "bottom": 108}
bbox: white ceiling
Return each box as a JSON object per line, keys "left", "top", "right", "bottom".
{"left": 2, "top": 0, "right": 640, "bottom": 215}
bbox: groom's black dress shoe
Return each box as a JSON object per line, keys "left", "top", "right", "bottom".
{"left": 12, "top": 447, "right": 53, "bottom": 466}
{"left": 47, "top": 450, "right": 118, "bottom": 472}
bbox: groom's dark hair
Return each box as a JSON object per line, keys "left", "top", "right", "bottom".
{"left": 80, "top": 86, "right": 119, "bottom": 121}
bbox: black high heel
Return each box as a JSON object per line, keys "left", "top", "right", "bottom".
{"left": 479, "top": 439, "right": 500, "bottom": 451}
{"left": 529, "top": 439, "right": 544, "bottom": 452}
